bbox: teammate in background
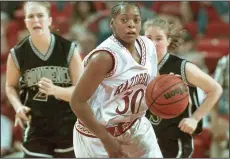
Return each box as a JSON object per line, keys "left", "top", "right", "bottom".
{"left": 70, "top": 2, "right": 162, "bottom": 158}
{"left": 5, "top": 2, "right": 83, "bottom": 158}
{"left": 143, "top": 17, "right": 223, "bottom": 158}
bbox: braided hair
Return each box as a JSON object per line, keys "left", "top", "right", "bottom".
{"left": 110, "top": 2, "right": 141, "bottom": 18}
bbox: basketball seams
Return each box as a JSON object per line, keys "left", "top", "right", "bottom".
{"left": 150, "top": 78, "right": 183, "bottom": 106}
{"left": 151, "top": 104, "right": 178, "bottom": 116}
{"left": 146, "top": 75, "right": 189, "bottom": 119}
{"left": 154, "top": 94, "right": 189, "bottom": 105}
{"left": 148, "top": 75, "right": 168, "bottom": 105}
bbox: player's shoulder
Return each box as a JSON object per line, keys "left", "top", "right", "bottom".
{"left": 168, "top": 53, "right": 186, "bottom": 62}
{"left": 96, "top": 35, "right": 115, "bottom": 48}
{"left": 52, "top": 32, "right": 73, "bottom": 44}
{"left": 13, "top": 35, "right": 30, "bottom": 52}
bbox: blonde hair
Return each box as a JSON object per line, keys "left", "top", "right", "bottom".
{"left": 143, "top": 17, "right": 185, "bottom": 51}
{"left": 24, "top": 2, "right": 51, "bottom": 16}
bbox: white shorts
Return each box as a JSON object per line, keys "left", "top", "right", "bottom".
{"left": 73, "top": 117, "right": 163, "bottom": 158}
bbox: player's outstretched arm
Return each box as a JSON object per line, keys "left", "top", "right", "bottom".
{"left": 38, "top": 48, "right": 83, "bottom": 102}
{"left": 179, "top": 62, "right": 223, "bottom": 134}
{"left": 70, "top": 51, "right": 126, "bottom": 158}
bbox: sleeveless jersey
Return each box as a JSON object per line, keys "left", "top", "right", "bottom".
{"left": 10, "top": 33, "right": 77, "bottom": 117}
{"left": 146, "top": 53, "right": 203, "bottom": 139}
{"left": 83, "top": 35, "right": 158, "bottom": 127}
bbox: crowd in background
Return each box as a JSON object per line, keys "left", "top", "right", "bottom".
{"left": 1, "top": 1, "right": 229, "bottom": 158}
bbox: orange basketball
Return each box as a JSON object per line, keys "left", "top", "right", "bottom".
{"left": 145, "top": 74, "right": 189, "bottom": 119}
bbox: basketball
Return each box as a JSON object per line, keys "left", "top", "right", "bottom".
{"left": 145, "top": 74, "right": 189, "bottom": 119}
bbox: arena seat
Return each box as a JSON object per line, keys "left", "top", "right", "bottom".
{"left": 197, "top": 38, "right": 229, "bottom": 54}
{"left": 6, "top": 21, "right": 20, "bottom": 48}
{"left": 184, "top": 22, "right": 198, "bottom": 39}
{"left": 150, "top": 2, "right": 181, "bottom": 17}
{"left": 202, "top": 51, "right": 225, "bottom": 74}
{"left": 205, "top": 22, "right": 229, "bottom": 38}
{"left": 192, "top": 128, "right": 212, "bottom": 158}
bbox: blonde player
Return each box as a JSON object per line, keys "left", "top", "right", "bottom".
{"left": 5, "top": 2, "right": 82, "bottom": 158}
{"left": 70, "top": 2, "right": 163, "bottom": 158}
{"left": 143, "top": 17, "right": 223, "bottom": 158}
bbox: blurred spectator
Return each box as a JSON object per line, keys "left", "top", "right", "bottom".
{"left": 50, "top": 2, "right": 73, "bottom": 36}
{"left": 69, "top": 1, "right": 97, "bottom": 53}
{"left": 1, "top": 11, "right": 10, "bottom": 61}
{"left": 212, "top": 1, "right": 229, "bottom": 23}
{"left": 1, "top": 69, "right": 6, "bottom": 102}
{"left": 214, "top": 54, "right": 229, "bottom": 112}
{"left": 210, "top": 54, "right": 229, "bottom": 158}
{"left": 194, "top": 2, "right": 229, "bottom": 37}
{"left": 1, "top": 114, "right": 13, "bottom": 157}
{"left": 71, "top": 26, "right": 97, "bottom": 59}
{"left": 150, "top": 1, "right": 193, "bottom": 23}
{"left": 175, "top": 33, "right": 209, "bottom": 73}
{"left": 0, "top": 1, "right": 22, "bottom": 20}
{"left": 70, "top": 2, "right": 96, "bottom": 29}
{"left": 96, "top": 2, "right": 116, "bottom": 45}
{"left": 180, "top": 2, "right": 194, "bottom": 23}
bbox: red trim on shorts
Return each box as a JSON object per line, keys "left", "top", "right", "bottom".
{"left": 75, "top": 119, "right": 138, "bottom": 138}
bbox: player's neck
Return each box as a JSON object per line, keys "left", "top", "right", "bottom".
{"left": 119, "top": 40, "right": 136, "bottom": 54}
{"left": 30, "top": 32, "right": 52, "bottom": 54}
{"left": 158, "top": 52, "right": 168, "bottom": 64}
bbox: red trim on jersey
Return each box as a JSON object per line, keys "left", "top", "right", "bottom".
{"left": 75, "top": 119, "right": 138, "bottom": 138}
{"left": 110, "top": 35, "right": 147, "bottom": 66}
{"left": 83, "top": 48, "right": 117, "bottom": 78}
{"left": 137, "top": 37, "right": 146, "bottom": 66}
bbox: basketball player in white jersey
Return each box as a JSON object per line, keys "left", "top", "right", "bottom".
{"left": 70, "top": 2, "right": 163, "bottom": 158}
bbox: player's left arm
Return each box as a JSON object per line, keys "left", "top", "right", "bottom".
{"left": 38, "top": 48, "right": 83, "bottom": 102}
{"left": 178, "top": 62, "right": 223, "bottom": 134}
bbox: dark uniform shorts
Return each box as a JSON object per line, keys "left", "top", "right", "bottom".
{"left": 157, "top": 134, "right": 194, "bottom": 158}
{"left": 22, "top": 115, "right": 76, "bottom": 158}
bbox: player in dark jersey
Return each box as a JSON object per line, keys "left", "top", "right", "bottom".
{"left": 143, "top": 17, "right": 223, "bottom": 158}
{"left": 5, "top": 2, "right": 83, "bottom": 158}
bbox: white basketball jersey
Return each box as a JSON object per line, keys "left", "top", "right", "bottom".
{"left": 83, "top": 35, "right": 158, "bottom": 127}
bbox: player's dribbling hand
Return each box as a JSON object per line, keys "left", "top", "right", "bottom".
{"left": 15, "top": 106, "right": 31, "bottom": 128}
{"left": 38, "top": 77, "right": 56, "bottom": 96}
{"left": 169, "top": 72, "right": 182, "bottom": 78}
{"left": 178, "top": 117, "right": 198, "bottom": 135}
{"left": 101, "top": 133, "right": 128, "bottom": 158}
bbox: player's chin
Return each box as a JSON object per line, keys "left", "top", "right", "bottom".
{"left": 123, "top": 36, "right": 137, "bottom": 43}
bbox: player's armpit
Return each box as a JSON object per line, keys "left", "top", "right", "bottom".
{"left": 72, "top": 51, "right": 114, "bottom": 102}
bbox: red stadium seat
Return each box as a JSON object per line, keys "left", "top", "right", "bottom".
{"left": 12, "top": 125, "right": 23, "bottom": 142}
{"left": 196, "top": 37, "right": 229, "bottom": 73}
{"left": 184, "top": 22, "right": 198, "bottom": 39}
{"left": 52, "top": 18, "right": 70, "bottom": 35}
{"left": 1, "top": 64, "right": 7, "bottom": 73}
{"left": 151, "top": 2, "right": 181, "bottom": 17}
{"left": 1, "top": 52, "right": 9, "bottom": 64}
{"left": 202, "top": 51, "right": 225, "bottom": 74}
{"left": 197, "top": 38, "right": 229, "bottom": 54}
{"left": 192, "top": 128, "right": 212, "bottom": 158}
{"left": 50, "top": 2, "right": 73, "bottom": 19}
{"left": 93, "top": 2, "right": 105, "bottom": 11}
{"left": 205, "top": 22, "right": 229, "bottom": 38}
{"left": 6, "top": 21, "right": 20, "bottom": 48}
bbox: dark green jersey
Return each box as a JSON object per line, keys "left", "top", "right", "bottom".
{"left": 146, "top": 53, "right": 203, "bottom": 139}
{"left": 11, "top": 33, "right": 76, "bottom": 118}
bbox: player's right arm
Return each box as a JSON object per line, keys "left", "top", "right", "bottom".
{"left": 5, "top": 54, "right": 31, "bottom": 128}
{"left": 70, "top": 51, "right": 126, "bottom": 158}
